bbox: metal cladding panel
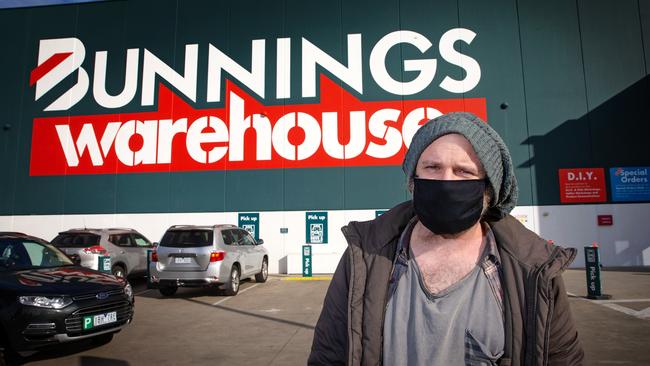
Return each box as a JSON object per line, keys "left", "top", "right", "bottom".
{"left": 642, "top": 0, "right": 650, "bottom": 74}
{"left": 578, "top": 0, "right": 648, "bottom": 170}
{"left": 0, "top": 9, "right": 28, "bottom": 214}
{"left": 457, "top": 0, "right": 531, "bottom": 206}
{"left": 0, "top": 0, "right": 649, "bottom": 216}
{"left": 516, "top": 0, "right": 591, "bottom": 205}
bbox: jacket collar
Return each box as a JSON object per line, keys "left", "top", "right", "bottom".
{"left": 488, "top": 214, "right": 576, "bottom": 271}
{"left": 342, "top": 201, "right": 415, "bottom": 251}
{"left": 347, "top": 200, "right": 575, "bottom": 271}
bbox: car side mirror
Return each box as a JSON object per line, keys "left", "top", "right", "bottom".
{"left": 256, "top": 239, "right": 264, "bottom": 245}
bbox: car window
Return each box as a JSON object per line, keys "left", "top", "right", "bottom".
{"left": 132, "top": 234, "right": 151, "bottom": 248}
{"left": 110, "top": 234, "right": 134, "bottom": 247}
{"left": 238, "top": 229, "right": 256, "bottom": 246}
{"left": 229, "top": 230, "right": 244, "bottom": 245}
{"left": 51, "top": 233, "right": 100, "bottom": 248}
{"left": 0, "top": 239, "right": 72, "bottom": 270}
{"left": 221, "top": 230, "right": 236, "bottom": 246}
{"left": 160, "top": 230, "right": 213, "bottom": 248}
{"left": 24, "top": 242, "right": 44, "bottom": 264}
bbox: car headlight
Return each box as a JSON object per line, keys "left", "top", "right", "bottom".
{"left": 124, "top": 282, "right": 133, "bottom": 301}
{"left": 18, "top": 296, "right": 73, "bottom": 309}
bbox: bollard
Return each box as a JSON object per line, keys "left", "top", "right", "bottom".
{"left": 146, "top": 249, "right": 152, "bottom": 289}
{"left": 584, "top": 242, "right": 611, "bottom": 300}
{"left": 302, "top": 245, "right": 312, "bottom": 277}
{"left": 98, "top": 255, "right": 112, "bottom": 274}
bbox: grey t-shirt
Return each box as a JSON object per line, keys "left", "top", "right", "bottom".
{"left": 383, "top": 235, "right": 505, "bottom": 365}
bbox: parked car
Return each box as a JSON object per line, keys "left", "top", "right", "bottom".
{"left": 149, "top": 225, "right": 269, "bottom": 296}
{"left": 51, "top": 228, "right": 154, "bottom": 278}
{"left": 0, "top": 232, "right": 134, "bottom": 363}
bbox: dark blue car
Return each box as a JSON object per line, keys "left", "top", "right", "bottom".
{"left": 0, "top": 232, "right": 134, "bottom": 364}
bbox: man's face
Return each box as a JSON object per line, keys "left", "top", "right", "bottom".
{"left": 415, "top": 133, "right": 485, "bottom": 181}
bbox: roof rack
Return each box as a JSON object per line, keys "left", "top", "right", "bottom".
{"left": 65, "top": 228, "right": 101, "bottom": 232}
{"left": 0, "top": 231, "right": 27, "bottom": 236}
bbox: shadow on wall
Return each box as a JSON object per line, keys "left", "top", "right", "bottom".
{"left": 278, "top": 255, "right": 288, "bottom": 274}
{"left": 520, "top": 75, "right": 650, "bottom": 266}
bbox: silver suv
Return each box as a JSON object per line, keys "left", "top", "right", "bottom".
{"left": 51, "top": 228, "right": 154, "bottom": 278}
{"left": 149, "top": 225, "right": 269, "bottom": 296}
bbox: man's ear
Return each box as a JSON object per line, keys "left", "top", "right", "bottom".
{"left": 407, "top": 177, "right": 415, "bottom": 193}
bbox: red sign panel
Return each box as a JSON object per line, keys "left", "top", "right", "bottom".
{"left": 597, "top": 215, "right": 613, "bottom": 226}
{"left": 558, "top": 168, "right": 607, "bottom": 203}
{"left": 30, "top": 75, "right": 487, "bottom": 176}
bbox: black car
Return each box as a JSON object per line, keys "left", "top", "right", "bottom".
{"left": 0, "top": 232, "right": 134, "bottom": 362}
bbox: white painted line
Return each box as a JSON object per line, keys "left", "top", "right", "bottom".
{"left": 212, "top": 283, "right": 260, "bottom": 306}
{"left": 572, "top": 293, "right": 650, "bottom": 320}
{"left": 260, "top": 308, "right": 282, "bottom": 313}
{"left": 601, "top": 303, "right": 650, "bottom": 320}
{"left": 591, "top": 299, "right": 650, "bottom": 304}
{"left": 135, "top": 289, "right": 152, "bottom": 296}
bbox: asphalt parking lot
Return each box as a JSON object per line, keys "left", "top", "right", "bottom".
{"left": 16, "top": 269, "right": 650, "bottom": 366}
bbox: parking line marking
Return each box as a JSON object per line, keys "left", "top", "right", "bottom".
{"left": 571, "top": 294, "right": 650, "bottom": 320}
{"left": 600, "top": 303, "right": 650, "bottom": 320}
{"left": 212, "top": 283, "right": 260, "bottom": 306}
{"left": 282, "top": 277, "right": 332, "bottom": 281}
{"left": 135, "top": 289, "right": 152, "bottom": 296}
{"left": 591, "top": 298, "right": 650, "bottom": 304}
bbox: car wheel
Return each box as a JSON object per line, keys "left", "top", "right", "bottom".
{"left": 0, "top": 344, "right": 7, "bottom": 366}
{"left": 224, "top": 265, "right": 240, "bottom": 296}
{"left": 0, "top": 340, "right": 17, "bottom": 366}
{"left": 112, "top": 265, "right": 126, "bottom": 278}
{"left": 255, "top": 258, "right": 268, "bottom": 283}
{"left": 91, "top": 332, "right": 114, "bottom": 346}
{"left": 159, "top": 286, "right": 178, "bottom": 296}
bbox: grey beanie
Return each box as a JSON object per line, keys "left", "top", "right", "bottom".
{"left": 402, "top": 112, "right": 518, "bottom": 219}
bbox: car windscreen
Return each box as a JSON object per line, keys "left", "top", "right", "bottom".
{"left": 51, "top": 233, "right": 101, "bottom": 248}
{"left": 0, "top": 239, "right": 73, "bottom": 271}
{"left": 159, "top": 230, "right": 213, "bottom": 248}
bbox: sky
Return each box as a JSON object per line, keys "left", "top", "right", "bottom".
{"left": 0, "top": 0, "right": 107, "bottom": 9}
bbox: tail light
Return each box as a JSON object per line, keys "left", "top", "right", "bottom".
{"left": 210, "top": 251, "right": 225, "bottom": 262}
{"left": 83, "top": 245, "right": 107, "bottom": 255}
{"left": 151, "top": 251, "right": 158, "bottom": 262}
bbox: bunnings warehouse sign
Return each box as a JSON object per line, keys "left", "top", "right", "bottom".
{"left": 10, "top": 0, "right": 646, "bottom": 215}
{"left": 28, "top": 30, "right": 486, "bottom": 176}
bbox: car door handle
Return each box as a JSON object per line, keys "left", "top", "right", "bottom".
{"left": 120, "top": 251, "right": 125, "bottom": 254}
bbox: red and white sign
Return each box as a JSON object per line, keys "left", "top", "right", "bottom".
{"left": 559, "top": 168, "right": 607, "bottom": 203}
{"left": 29, "top": 31, "right": 487, "bottom": 176}
{"left": 30, "top": 76, "right": 486, "bottom": 176}
{"left": 597, "top": 215, "right": 613, "bottom": 226}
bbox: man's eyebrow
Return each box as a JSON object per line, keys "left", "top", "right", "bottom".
{"left": 454, "top": 162, "right": 483, "bottom": 174}
{"left": 418, "top": 159, "right": 441, "bottom": 165}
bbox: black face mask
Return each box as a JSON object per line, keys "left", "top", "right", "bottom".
{"left": 413, "top": 178, "right": 486, "bottom": 235}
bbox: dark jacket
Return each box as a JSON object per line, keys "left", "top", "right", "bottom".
{"left": 309, "top": 201, "right": 584, "bottom": 366}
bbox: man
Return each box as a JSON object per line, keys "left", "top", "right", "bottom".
{"left": 309, "top": 112, "right": 584, "bottom": 365}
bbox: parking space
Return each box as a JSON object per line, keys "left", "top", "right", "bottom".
{"left": 20, "top": 276, "right": 329, "bottom": 366}
{"left": 562, "top": 269, "right": 650, "bottom": 365}
{"left": 17, "top": 269, "right": 650, "bottom": 366}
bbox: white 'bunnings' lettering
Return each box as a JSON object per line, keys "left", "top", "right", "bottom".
{"left": 35, "top": 28, "right": 481, "bottom": 111}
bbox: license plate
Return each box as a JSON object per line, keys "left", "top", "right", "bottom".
{"left": 83, "top": 311, "right": 117, "bottom": 330}
{"left": 174, "top": 257, "right": 192, "bottom": 264}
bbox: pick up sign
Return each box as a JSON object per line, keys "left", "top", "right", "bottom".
{"left": 306, "top": 212, "right": 328, "bottom": 244}
{"left": 559, "top": 168, "right": 607, "bottom": 203}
